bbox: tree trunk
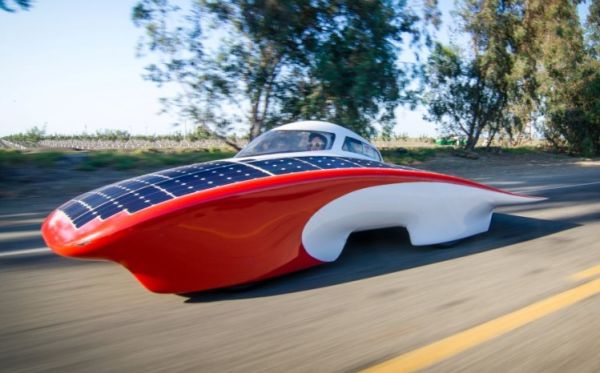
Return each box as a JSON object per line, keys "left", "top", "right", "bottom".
{"left": 249, "top": 92, "right": 263, "bottom": 140}
{"left": 486, "top": 127, "right": 498, "bottom": 148}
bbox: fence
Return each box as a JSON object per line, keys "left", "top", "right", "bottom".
{"left": 36, "top": 139, "right": 247, "bottom": 151}
{"left": 2, "top": 138, "right": 433, "bottom": 151}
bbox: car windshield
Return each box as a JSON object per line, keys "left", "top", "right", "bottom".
{"left": 236, "top": 130, "right": 335, "bottom": 158}
{"left": 342, "top": 137, "right": 381, "bottom": 161}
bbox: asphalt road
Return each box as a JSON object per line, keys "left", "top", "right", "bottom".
{"left": 1, "top": 161, "right": 599, "bottom": 372}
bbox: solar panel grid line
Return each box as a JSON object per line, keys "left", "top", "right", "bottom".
{"left": 350, "top": 158, "right": 391, "bottom": 168}
{"left": 96, "top": 191, "right": 117, "bottom": 203}
{"left": 73, "top": 158, "right": 270, "bottom": 219}
{"left": 246, "top": 158, "right": 322, "bottom": 175}
{"left": 282, "top": 159, "right": 320, "bottom": 172}
{"left": 150, "top": 184, "right": 177, "bottom": 198}
{"left": 61, "top": 161, "right": 238, "bottom": 224}
{"left": 80, "top": 193, "right": 142, "bottom": 222}
{"left": 154, "top": 170, "right": 185, "bottom": 179}
{"left": 61, "top": 200, "right": 92, "bottom": 220}
{"left": 322, "top": 157, "right": 350, "bottom": 169}
{"left": 295, "top": 156, "right": 348, "bottom": 170}
{"left": 230, "top": 159, "right": 276, "bottom": 176}
{"left": 134, "top": 163, "right": 264, "bottom": 205}
{"left": 303, "top": 156, "right": 329, "bottom": 168}
{"left": 61, "top": 188, "right": 133, "bottom": 226}
{"left": 64, "top": 157, "right": 366, "bottom": 224}
{"left": 61, "top": 200, "right": 96, "bottom": 227}
{"left": 152, "top": 178, "right": 198, "bottom": 197}
{"left": 138, "top": 174, "right": 172, "bottom": 184}
{"left": 120, "top": 179, "right": 152, "bottom": 190}
{"left": 113, "top": 184, "right": 136, "bottom": 193}
{"left": 338, "top": 157, "right": 365, "bottom": 167}
{"left": 149, "top": 173, "right": 172, "bottom": 179}
{"left": 153, "top": 161, "right": 229, "bottom": 177}
{"left": 110, "top": 189, "right": 159, "bottom": 213}
{"left": 293, "top": 157, "right": 324, "bottom": 169}
{"left": 59, "top": 156, "right": 402, "bottom": 229}
{"left": 100, "top": 185, "right": 132, "bottom": 199}
{"left": 344, "top": 158, "right": 365, "bottom": 167}
{"left": 72, "top": 199, "right": 94, "bottom": 212}
{"left": 79, "top": 192, "right": 112, "bottom": 207}
{"left": 61, "top": 161, "right": 272, "bottom": 227}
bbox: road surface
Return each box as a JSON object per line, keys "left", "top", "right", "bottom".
{"left": 1, "top": 159, "right": 599, "bottom": 372}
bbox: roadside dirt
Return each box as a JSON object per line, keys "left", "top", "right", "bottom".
{"left": 417, "top": 150, "right": 599, "bottom": 179}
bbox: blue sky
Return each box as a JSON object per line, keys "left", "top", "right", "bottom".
{"left": 0, "top": 1, "right": 455, "bottom": 138}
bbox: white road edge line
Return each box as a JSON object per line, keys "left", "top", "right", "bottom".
{"left": 0, "top": 248, "right": 52, "bottom": 258}
{"left": 512, "top": 180, "right": 600, "bottom": 194}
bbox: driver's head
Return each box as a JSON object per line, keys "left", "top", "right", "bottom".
{"left": 308, "top": 133, "right": 327, "bottom": 151}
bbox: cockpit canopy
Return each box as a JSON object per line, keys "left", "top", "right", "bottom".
{"left": 236, "top": 130, "right": 335, "bottom": 158}
{"left": 235, "top": 121, "right": 383, "bottom": 161}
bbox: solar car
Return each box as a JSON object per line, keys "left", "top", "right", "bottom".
{"left": 42, "top": 121, "right": 544, "bottom": 293}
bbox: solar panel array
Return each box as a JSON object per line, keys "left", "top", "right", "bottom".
{"left": 59, "top": 156, "right": 413, "bottom": 228}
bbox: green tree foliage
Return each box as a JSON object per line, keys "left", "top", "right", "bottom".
{"left": 276, "top": 1, "right": 427, "bottom": 138}
{"left": 423, "top": 43, "right": 508, "bottom": 150}
{"left": 132, "top": 0, "right": 439, "bottom": 141}
{"left": 520, "top": 0, "right": 593, "bottom": 154}
{"left": 539, "top": 0, "right": 600, "bottom": 155}
{"left": 0, "top": 0, "right": 31, "bottom": 12}
{"left": 587, "top": 0, "right": 600, "bottom": 57}
{"left": 424, "top": 0, "right": 600, "bottom": 154}
{"left": 423, "top": 0, "right": 520, "bottom": 150}
{"left": 4, "top": 125, "right": 46, "bottom": 142}
{"left": 545, "top": 60, "right": 600, "bottom": 155}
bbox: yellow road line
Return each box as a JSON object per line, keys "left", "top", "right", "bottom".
{"left": 361, "top": 278, "right": 600, "bottom": 373}
{"left": 569, "top": 264, "right": 600, "bottom": 282}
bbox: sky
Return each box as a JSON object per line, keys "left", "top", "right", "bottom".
{"left": 0, "top": 1, "right": 453, "bottom": 138}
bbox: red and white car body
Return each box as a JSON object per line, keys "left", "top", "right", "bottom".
{"left": 42, "top": 121, "right": 544, "bottom": 293}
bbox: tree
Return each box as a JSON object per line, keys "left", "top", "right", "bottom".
{"left": 0, "top": 0, "right": 31, "bottom": 12}
{"left": 518, "top": 0, "right": 589, "bottom": 153}
{"left": 545, "top": 61, "right": 600, "bottom": 155}
{"left": 423, "top": 43, "right": 508, "bottom": 150}
{"left": 132, "top": 1, "right": 243, "bottom": 148}
{"left": 541, "top": 0, "right": 600, "bottom": 155}
{"left": 423, "top": 0, "right": 519, "bottom": 150}
{"left": 424, "top": 0, "right": 592, "bottom": 153}
{"left": 275, "top": 1, "right": 431, "bottom": 138}
{"left": 133, "top": 0, "right": 439, "bottom": 142}
{"left": 587, "top": 0, "right": 600, "bottom": 58}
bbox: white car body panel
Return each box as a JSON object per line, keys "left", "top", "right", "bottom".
{"left": 302, "top": 182, "right": 544, "bottom": 262}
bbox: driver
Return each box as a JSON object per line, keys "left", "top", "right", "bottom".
{"left": 307, "top": 133, "right": 327, "bottom": 151}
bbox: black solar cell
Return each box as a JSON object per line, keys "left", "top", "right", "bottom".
{"left": 300, "top": 156, "right": 365, "bottom": 169}
{"left": 72, "top": 212, "right": 97, "bottom": 228}
{"left": 79, "top": 193, "right": 111, "bottom": 207}
{"left": 155, "top": 161, "right": 229, "bottom": 178}
{"left": 99, "top": 185, "right": 132, "bottom": 199}
{"left": 343, "top": 158, "right": 393, "bottom": 168}
{"left": 59, "top": 156, "right": 401, "bottom": 229}
{"left": 96, "top": 202, "right": 124, "bottom": 220}
{"left": 155, "top": 166, "right": 194, "bottom": 179}
{"left": 123, "top": 199, "right": 150, "bottom": 214}
{"left": 247, "top": 158, "right": 320, "bottom": 175}
{"left": 61, "top": 200, "right": 91, "bottom": 221}
{"left": 138, "top": 174, "right": 170, "bottom": 184}
{"left": 119, "top": 180, "right": 151, "bottom": 191}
